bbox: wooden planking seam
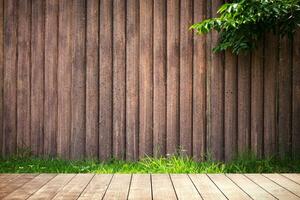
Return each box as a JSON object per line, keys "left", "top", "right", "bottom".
{"left": 75, "top": 174, "right": 96, "bottom": 199}
{"left": 100, "top": 174, "right": 115, "bottom": 200}
{"left": 205, "top": 174, "right": 235, "bottom": 200}
{"left": 187, "top": 174, "right": 204, "bottom": 199}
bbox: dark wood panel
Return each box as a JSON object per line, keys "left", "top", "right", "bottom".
{"left": 57, "top": 0, "right": 72, "bottom": 159}
{"left": 193, "top": 0, "right": 206, "bottom": 161}
{"left": 126, "top": 0, "right": 139, "bottom": 160}
{"left": 113, "top": 0, "right": 126, "bottom": 159}
{"left": 166, "top": 0, "right": 180, "bottom": 155}
{"left": 86, "top": 0, "right": 99, "bottom": 158}
{"left": 179, "top": 0, "right": 193, "bottom": 157}
{"left": 153, "top": 0, "right": 166, "bottom": 157}
{"left": 0, "top": 0, "right": 3, "bottom": 156}
{"left": 99, "top": 0, "right": 113, "bottom": 160}
{"left": 139, "top": 0, "right": 153, "bottom": 158}
{"left": 17, "top": 0, "right": 31, "bottom": 150}
{"left": 3, "top": 0, "right": 18, "bottom": 155}
{"left": 44, "top": 0, "right": 58, "bottom": 156}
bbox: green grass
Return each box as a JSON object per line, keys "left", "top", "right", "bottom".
{"left": 0, "top": 153, "right": 299, "bottom": 173}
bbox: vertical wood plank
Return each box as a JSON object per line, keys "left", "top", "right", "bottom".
{"left": 139, "top": 0, "right": 153, "bottom": 158}
{"left": 99, "top": 0, "right": 113, "bottom": 161}
{"left": 152, "top": 174, "right": 177, "bottom": 200}
{"left": 278, "top": 36, "right": 292, "bottom": 158}
{"left": 264, "top": 33, "right": 278, "bottom": 157}
{"left": 113, "top": 0, "right": 126, "bottom": 159}
{"left": 193, "top": 0, "right": 206, "bottom": 161}
{"left": 86, "top": 0, "right": 99, "bottom": 159}
{"left": 17, "top": 0, "right": 31, "bottom": 150}
{"left": 166, "top": 0, "right": 180, "bottom": 155}
{"left": 128, "top": 174, "right": 152, "bottom": 200}
{"left": 0, "top": 0, "right": 3, "bottom": 156}
{"left": 71, "top": 0, "right": 86, "bottom": 159}
{"left": 57, "top": 0, "right": 72, "bottom": 159}
{"left": 3, "top": 0, "right": 17, "bottom": 155}
{"left": 31, "top": 0, "right": 45, "bottom": 155}
{"left": 292, "top": 30, "right": 300, "bottom": 159}
{"left": 237, "top": 53, "right": 251, "bottom": 154}
{"left": 251, "top": 45, "right": 264, "bottom": 158}
{"left": 153, "top": 0, "right": 166, "bottom": 157}
{"left": 126, "top": 0, "right": 139, "bottom": 160}
{"left": 103, "top": 174, "right": 132, "bottom": 200}
{"left": 44, "top": 0, "right": 58, "bottom": 156}
{"left": 179, "top": 0, "right": 193, "bottom": 157}
{"left": 170, "top": 174, "right": 201, "bottom": 199}
{"left": 224, "top": 51, "right": 237, "bottom": 161}
{"left": 210, "top": 0, "right": 224, "bottom": 161}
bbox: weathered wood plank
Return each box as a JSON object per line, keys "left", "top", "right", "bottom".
{"left": 263, "top": 174, "right": 300, "bottom": 197}
{"left": 246, "top": 174, "right": 299, "bottom": 199}
{"left": 128, "top": 174, "right": 152, "bottom": 200}
{"left": 126, "top": 0, "right": 139, "bottom": 161}
{"left": 179, "top": 0, "right": 193, "bottom": 157}
{"left": 113, "top": 0, "right": 126, "bottom": 159}
{"left": 278, "top": 36, "right": 292, "bottom": 158}
{"left": 209, "top": 0, "right": 224, "bottom": 161}
{"left": 0, "top": 0, "right": 3, "bottom": 156}
{"left": 103, "top": 174, "right": 131, "bottom": 200}
{"left": 57, "top": 0, "right": 72, "bottom": 159}
{"left": 31, "top": 0, "right": 45, "bottom": 155}
{"left": 139, "top": 0, "right": 153, "bottom": 158}
{"left": 152, "top": 174, "right": 177, "bottom": 200}
{"left": 16, "top": 0, "right": 31, "bottom": 151}
{"left": 193, "top": 0, "right": 207, "bottom": 161}
{"left": 70, "top": 0, "right": 86, "bottom": 159}
{"left": 237, "top": 53, "right": 251, "bottom": 154}
{"left": 170, "top": 174, "right": 201, "bottom": 199}
{"left": 52, "top": 174, "right": 94, "bottom": 200}
{"left": 251, "top": 45, "right": 264, "bottom": 158}
{"left": 208, "top": 174, "right": 251, "bottom": 200}
{"left": 292, "top": 30, "right": 300, "bottom": 159}
{"left": 189, "top": 174, "right": 226, "bottom": 200}
{"left": 166, "top": 0, "right": 180, "bottom": 155}
{"left": 227, "top": 174, "right": 276, "bottom": 200}
{"left": 99, "top": 0, "right": 113, "bottom": 161}
{"left": 44, "top": 0, "right": 58, "bottom": 156}
{"left": 264, "top": 33, "right": 278, "bottom": 157}
{"left": 85, "top": 0, "right": 99, "bottom": 159}
{"left": 78, "top": 174, "right": 112, "bottom": 200}
{"left": 224, "top": 51, "right": 237, "bottom": 161}
{"left": 0, "top": 174, "right": 22, "bottom": 188}
{"left": 0, "top": 174, "right": 37, "bottom": 199}
{"left": 282, "top": 174, "right": 300, "bottom": 184}
{"left": 28, "top": 174, "right": 75, "bottom": 200}
{"left": 153, "top": 0, "right": 166, "bottom": 157}
{"left": 3, "top": 174, "right": 55, "bottom": 200}
{"left": 3, "top": 0, "right": 17, "bottom": 155}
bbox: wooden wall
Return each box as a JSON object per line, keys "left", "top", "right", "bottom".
{"left": 0, "top": 0, "right": 299, "bottom": 161}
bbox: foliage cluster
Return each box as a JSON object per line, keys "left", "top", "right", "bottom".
{"left": 190, "top": 0, "right": 300, "bottom": 54}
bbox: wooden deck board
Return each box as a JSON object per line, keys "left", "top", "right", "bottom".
{"left": 0, "top": 173, "right": 300, "bottom": 199}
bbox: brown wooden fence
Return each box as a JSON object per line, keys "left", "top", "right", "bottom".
{"left": 0, "top": 0, "right": 299, "bottom": 161}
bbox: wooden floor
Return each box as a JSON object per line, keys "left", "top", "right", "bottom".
{"left": 0, "top": 174, "right": 300, "bottom": 199}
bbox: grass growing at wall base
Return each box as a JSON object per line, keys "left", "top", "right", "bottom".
{"left": 0, "top": 154, "right": 299, "bottom": 173}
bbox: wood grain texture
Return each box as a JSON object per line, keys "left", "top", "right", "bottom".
{"left": 264, "top": 33, "right": 278, "bottom": 157}
{"left": 153, "top": 0, "right": 166, "bottom": 157}
{"left": 17, "top": 0, "right": 31, "bottom": 150}
{"left": 193, "top": 0, "right": 207, "bottom": 161}
{"left": 251, "top": 45, "right": 264, "bottom": 158}
{"left": 99, "top": 0, "right": 113, "bottom": 161}
{"left": 278, "top": 36, "right": 292, "bottom": 158}
{"left": 103, "top": 174, "right": 131, "bottom": 200}
{"left": 44, "top": 0, "right": 58, "bottom": 156}
{"left": 0, "top": 0, "right": 3, "bottom": 156}
{"left": 85, "top": 0, "right": 99, "bottom": 158}
{"left": 57, "top": 0, "right": 72, "bottom": 159}
{"left": 180, "top": 0, "right": 193, "bottom": 157}
{"left": 166, "top": 0, "right": 180, "bottom": 155}
{"left": 70, "top": 0, "right": 86, "bottom": 159}
{"left": 3, "top": 0, "right": 17, "bottom": 155}
{"left": 152, "top": 174, "right": 177, "bottom": 200}
{"left": 237, "top": 53, "right": 251, "bottom": 154}
{"left": 126, "top": 0, "right": 139, "bottom": 161}
{"left": 113, "top": 0, "right": 126, "bottom": 159}
{"left": 292, "top": 30, "right": 300, "bottom": 159}
{"left": 170, "top": 174, "right": 201, "bottom": 199}
{"left": 128, "top": 174, "right": 152, "bottom": 200}
{"left": 139, "top": 0, "right": 153, "bottom": 158}
{"left": 224, "top": 51, "right": 237, "bottom": 161}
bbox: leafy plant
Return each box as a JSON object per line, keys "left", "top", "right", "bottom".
{"left": 190, "top": 0, "right": 300, "bottom": 54}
